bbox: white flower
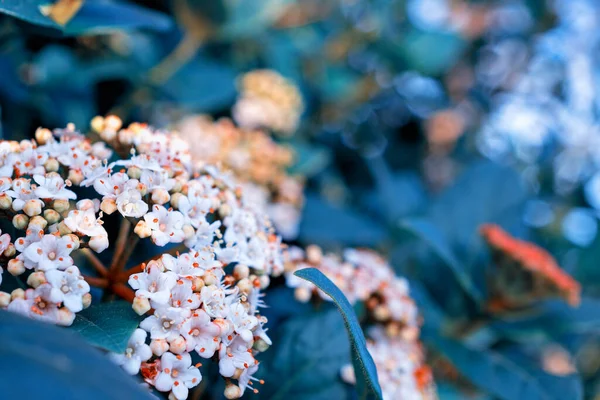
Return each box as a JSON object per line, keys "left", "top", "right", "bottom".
{"left": 226, "top": 302, "right": 258, "bottom": 343}
{"left": 45, "top": 266, "right": 90, "bottom": 312}
{"left": 64, "top": 208, "right": 106, "bottom": 237}
{"left": 200, "top": 285, "right": 234, "bottom": 319}
{"left": 185, "top": 220, "right": 221, "bottom": 251}
{"left": 140, "top": 307, "right": 186, "bottom": 341}
{"left": 144, "top": 205, "right": 185, "bottom": 246}
{"left": 129, "top": 263, "right": 177, "bottom": 307}
{"left": 7, "top": 178, "right": 43, "bottom": 211}
{"left": 33, "top": 173, "right": 76, "bottom": 200}
{"left": 218, "top": 337, "right": 256, "bottom": 378}
{"left": 0, "top": 229, "right": 11, "bottom": 254}
{"left": 13, "top": 147, "right": 47, "bottom": 175}
{"left": 7, "top": 284, "right": 74, "bottom": 326}
{"left": 154, "top": 352, "right": 202, "bottom": 400}
{"left": 109, "top": 329, "right": 152, "bottom": 375}
{"left": 89, "top": 234, "right": 109, "bottom": 253}
{"left": 177, "top": 191, "right": 212, "bottom": 228}
{"left": 169, "top": 280, "right": 200, "bottom": 313}
{"left": 93, "top": 172, "right": 129, "bottom": 198}
{"left": 116, "top": 188, "right": 149, "bottom": 218}
{"left": 24, "top": 234, "right": 75, "bottom": 271}
{"left": 181, "top": 310, "right": 221, "bottom": 357}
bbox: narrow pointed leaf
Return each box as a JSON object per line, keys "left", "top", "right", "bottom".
{"left": 294, "top": 268, "right": 383, "bottom": 400}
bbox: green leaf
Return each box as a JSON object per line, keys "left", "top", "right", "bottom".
{"left": 400, "top": 218, "right": 484, "bottom": 303}
{"left": 299, "top": 195, "right": 388, "bottom": 247}
{"left": 294, "top": 268, "right": 383, "bottom": 400}
{"left": 63, "top": 0, "right": 173, "bottom": 35}
{"left": 260, "top": 308, "right": 352, "bottom": 400}
{"left": 159, "top": 55, "right": 237, "bottom": 112}
{"left": 424, "top": 330, "right": 582, "bottom": 400}
{"left": 0, "top": 0, "right": 58, "bottom": 28}
{"left": 69, "top": 301, "right": 142, "bottom": 353}
{"left": 0, "top": 309, "right": 153, "bottom": 399}
{"left": 0, "top": 0, "right": 172, "bottom": 35}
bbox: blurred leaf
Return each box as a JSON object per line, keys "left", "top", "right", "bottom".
{"left": 424, "top": 330, "right": 582, "bottom": 400}
{"left": 69, "top": 301, "right": 142, "bottom": 353}
{"left": 0, "top": 0, "right": 59, "bottom": 28}
{"left": 159, "top": 55, "right": 236, "bottom": 112}
{"left": 0, "top": 309, "right": 152, "bottom": 399}
{"left": 63, "top": 0, "right": 173, "bottom": 35}
{"left": 401, "top": 218, "right": 484, "bottom": 303}
{"left": 289, "top": 142, "right": 331, "bottom": 177}
{"left": 294, "top": 268, "right": 383, "bottom": 400}
{"left": 391, "top": 28, "right": 467, "bottom": 75}
{"left": 299, "top": 194, "right": 388, "bottom": 247}
{"left": 0, "top": 0, "right": 172, "bottom": 34}
{"left": 39, "top": 0, "right": 83, "bottom": 25}
{"left": 260, "top": 308, "right": 352, "bottom": 400}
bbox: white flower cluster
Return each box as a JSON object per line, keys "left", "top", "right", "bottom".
{"left": 285, "top": 245, "right": 434, "bottom": 399}
{"left": 0, "top": 127, "right": 112, "bottom": 325}
{"left": 87, "top": 117, "right": 285, "bottom": 399}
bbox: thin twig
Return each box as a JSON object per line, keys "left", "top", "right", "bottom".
{"left": 83, "top": 275, "right": 109, "bottom": 288}
{"left": 112, "top": 283, "right": 135, "bottom": 302}
{"left": 110, "top": 218, "right": 131, "bottom": 273}
{"left": 80, "top": 248, "right": 108, "bottom": 277}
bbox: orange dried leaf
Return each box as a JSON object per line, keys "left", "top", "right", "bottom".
{"left": 39, "top": 0, "right": 83, "bottom": 26}
{"left": 480, "top": 224, "right": 581, "bottom": 307}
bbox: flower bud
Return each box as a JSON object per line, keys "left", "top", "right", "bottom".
{"left": 27, "top": 271, "right": 47, "bottom": 288}
{"left": 127, "top": 165, "right": 142, "bottom": 180}
{"left": 89, "top": 234, "right": 109, "bottom": 253}
{"left": 233, "top": 264, "right": 249, "bottom": 280}
{"left": 100, "top": 198, "right": 117, "bottom": 215}
{"left": 294, "top": 287, "right": 312, "bottom": 303}
{"left": 23, "top": 199, "right": 42, "bottom": 217}
{"left": 171, "top": 179, "right": 183, "bottom": 193}
{"left": 151, "top": 188, "right": 170, "bottom": 205}
{"left": 90, "top": 116, "right": 105, "bottom": 133}
{"left": 306, "top": 245, "right": 322, "bottom": 264}
{"left": 76, "top": 199, "right": 96, "bottom": 211}
{"left": 150, "top": 339, "right": 169, "bottom": 356}
{"left": 224, "top": 383, "right": 242, "bottom": 400}
{"left": 236, "top": 278, "right": 252, "bottom": 295}
{"left": 259, "top": 275, "right": 270, "bottom": 289}
{"left": 169, "top": 192, "right": 183, "bottom": 209}
{"left": 67, "top": 169, "right": 84, "bottom": 186}
{"left": 53, "top": 199, "right": 71, "bottom": 213}
{"left": 35, "top": 127, "right": 53, "bottom": 144}
{"left": 105, "top": 115, "right": 123, "bottom": 132}
{"left": 82, "top": 293, "right": 92, "bottom": 309}
{"left": 43, "top": 209, "right": 61, "bottom": 224}
{"left": 0, "top": 291, "right": 11, "bottom": 307}
{"left": 253, "top": 338, "right": 270, "bottom": 353}
{"left": 373, "top": 304, "right": 390, "bottom": 322}
{"left": 2, "top": 243, "right": 15, "bottom": 258}
{"left": 57, "top": 221, "right": 72, "bottom": 236}
{"left": 12, "top": 214, "right": 29, "bottom": 230}
{"left": 56, "top": 307, "right": 75, "bottom": 326}
{"left": 7, "top": 259, "right": 25, "bottom": 276}
{"left": 11, "top": 288, "right": 25, "bottom": 301}
{"left": 168, "top": 336, "right": 187, "bottom": 354}
{"left": 183, "top": 224, "right": 195, "bottom": 240}
{"left": 218, "top": 204, "right": 231, "bottom": 217}
{"left": 203, "top": 272, "right": 218, "bottom": 286}
{"left": 132, "top": 296, "right": 151, "bottom": 315}
{"left": 232, "top": 368, "right": 244, "bottom": 380}
{"left": 0, "top": 194, "right": 12, "bottom": 210}
{"left": 134, "top": 221, "right": 152, "bottom": 239}
{"left": 192, "top": 276, "right": 205, "bottom": 292}
{"left": 30, "top": 216, "right": 48, "bottom": 230}
{"left": 44, "top": 158, "right": 59, "bottom": 172}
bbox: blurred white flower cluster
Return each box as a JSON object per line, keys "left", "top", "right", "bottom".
{"left": 476, "top": 0, "right": 600, "bottom": 203}
{"left": 284, "top": 245, "right": 434, "bottom": 400}
{"left": 232, "top": 69, "right": 303, "bottom": 136}
{"left": 175, "top": 115, "right": 304, "bottom": 240}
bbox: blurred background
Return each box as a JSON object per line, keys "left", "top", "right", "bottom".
{"left": 3, "top": 0, "right": 600, "bottom": 399}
